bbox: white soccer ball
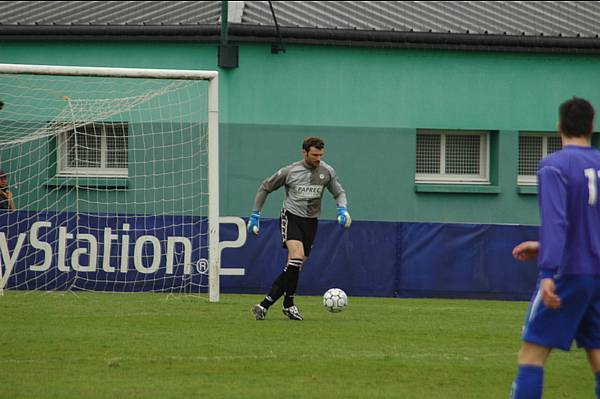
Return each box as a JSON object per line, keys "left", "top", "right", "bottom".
{"left": 323, "top": 288, "right": 348, "bottom": 313}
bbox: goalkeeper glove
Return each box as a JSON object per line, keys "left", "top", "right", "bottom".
{"left": 247, "top": 211, "right": 261, "bottom": 235}
{"left": 336, "top": 206, "right": 352, "bottom": 228}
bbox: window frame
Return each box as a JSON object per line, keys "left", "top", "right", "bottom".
{"left": 415, "top": 129, "right": 490, "bottom": 185}
{"left": 56, "top": 122, "right": 128, "bottom": 178}
{"left": 517, "top": 132, "right": 561, "bottom": 186}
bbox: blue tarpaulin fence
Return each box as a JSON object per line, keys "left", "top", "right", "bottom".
{"left": 222, "top": 219, "right": 540, "bottom": 301}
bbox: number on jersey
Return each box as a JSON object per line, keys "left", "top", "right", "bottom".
{"left": 585, "top": 168, "right": 600, "bottom": 206}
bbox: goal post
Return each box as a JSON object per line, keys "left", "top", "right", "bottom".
{"left": 0, "top": 64, "right": 221, "bottom": 302}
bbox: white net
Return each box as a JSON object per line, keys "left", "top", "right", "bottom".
{"left": 0, "top": 66, "right": 216, "bottom": 297}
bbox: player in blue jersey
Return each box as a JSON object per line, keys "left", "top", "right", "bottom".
{"left": 247, "top": 136, "right": 351, "bottom": 321}
{"left": 510, "top": 97, "right": 600, "bottom": 399}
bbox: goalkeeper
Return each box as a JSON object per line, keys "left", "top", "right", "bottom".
{"left": 247, "top": 136, "right": 351, "bottom": 321}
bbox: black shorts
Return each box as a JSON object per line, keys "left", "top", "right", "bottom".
{"left": 280, "top": 209, "right": 318, "bottom": 257}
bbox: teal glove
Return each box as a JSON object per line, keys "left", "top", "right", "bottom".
{"left": 247, "top": 211, "right": 260, "bottom": 235}
{"left": 336, "top": 206, "right": 351, "bottom": 228}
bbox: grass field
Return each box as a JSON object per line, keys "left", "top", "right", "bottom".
{"left": 0, "top": 292, "right": 594, "bottom": 398}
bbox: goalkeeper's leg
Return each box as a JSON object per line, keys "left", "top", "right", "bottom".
{"left": 281, "top": 258, "right": 304, "bottom": 320}
{"left": 282, "top": 257, "right": 302, "bottom": 308}
{"left": 253, "top": 212, "right": 314, "bottom": 320}
{"left": 256, "top": 256, "right": 303, "bottom": 310}
{"left": 280, "top": 240, "right": 306, "bottom": 320}
{"left": 252, "top": 267, "right": 294, "bottom": 320}
{"left": 258, "top": 272, "right": 286, "bottom": 310}
{"left": 281, "top": 239, "right": 306, "bottom": 307}
{"left": 252, "top": 243, "right": 305, "bottom": 320}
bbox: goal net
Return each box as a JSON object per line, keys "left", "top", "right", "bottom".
{"left": 0, "top": 64, "right": 220, "bottom": 301}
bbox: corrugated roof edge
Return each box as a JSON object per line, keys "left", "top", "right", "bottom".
{"left": 1, "top": 24, "right": 599, "bottom": 54}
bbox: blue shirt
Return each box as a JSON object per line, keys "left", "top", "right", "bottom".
{"left": 538, "top": 145, "right": 600, "bottom": 277}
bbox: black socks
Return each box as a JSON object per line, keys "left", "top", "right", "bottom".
{"left": 261, "top": 258, "right": 303, "bottom": 309}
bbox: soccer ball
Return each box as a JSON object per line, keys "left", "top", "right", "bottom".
{"left": 323, "top": 288, "right": 348, "bottom": 313}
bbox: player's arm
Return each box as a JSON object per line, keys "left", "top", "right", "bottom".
{"left": 537, "top": 164, "right": 567, "bottom": 308}
{"left": 512, "top": 241, "right": 539, "bottom": 261}
{"left": 247, "top": 167, "right": 289, "bottom": 235}
{"left": 326, "top": 170, "right": 351, "bottom": 228}
{"left": 7, "top": 191, "right": 15, "bottom": 211}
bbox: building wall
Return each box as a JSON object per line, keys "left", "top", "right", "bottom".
{"left": 1, "top": 40, "right": 600, "bottom": 224}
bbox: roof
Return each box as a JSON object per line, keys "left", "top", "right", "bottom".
{"left": 0, "top": 1, "right": 221, "bottom": 26}
{"left": 243, "top": 1, "right": 600, "bottom": 38}
{"left": 1, "top": 1, "right": 600, "bottom": 53}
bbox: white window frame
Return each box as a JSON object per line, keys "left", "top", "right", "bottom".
{"left": 415, "top": 130, "right": 490, "bottom": 184}
{"left": 517, "top": 132, "right": 560, "bottom": 186}
{"left": 57, "top": 122, "right": 128, "bottom": 178}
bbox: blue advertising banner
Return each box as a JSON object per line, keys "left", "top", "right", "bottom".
{"left": 222, "top": 219, "right": 539, "bottom": 300}
{"left": 0, "top": 211, "right": 208, "bottom": 292}
{"left": 2, "top": 211, "right": 539, "bottom": 300}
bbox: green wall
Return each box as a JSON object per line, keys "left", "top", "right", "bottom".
{"left": 1, "top": 40, "right": 599, "bottom": 224}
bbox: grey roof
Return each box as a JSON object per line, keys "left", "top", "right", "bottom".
{"left": 245, "top": 1, "right": 600, "bottom": 38}
{"left": 0, "top": 1, "right": 221, "bottom": 25}
{"left": 1, "top": 1, "right": 599, "bottom": 38}
{"left": 1, "top": 1, "right": 600, "bottom": 53}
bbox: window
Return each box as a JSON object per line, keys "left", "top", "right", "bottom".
{"left": 518, "top": 132, "right": 561, "bottom": 185}
{"left": 416, "top": 130, "right": 490, "bottom": 184}
{"left": 57, "top": 122, "right": 128, "bottom": 177}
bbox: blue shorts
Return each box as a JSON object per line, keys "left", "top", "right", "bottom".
{"left": 523, "top": 275, "right": 600, "bottom": 351}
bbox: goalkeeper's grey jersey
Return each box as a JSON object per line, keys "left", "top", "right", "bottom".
{"left": 252, "top": 160, "right": 347, "bottom": 218}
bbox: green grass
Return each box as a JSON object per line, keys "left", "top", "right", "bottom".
{"left": 0, "top": 292, "right": 594, "bottom": 398}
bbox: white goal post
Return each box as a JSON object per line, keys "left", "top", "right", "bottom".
{"left": 0, "top": 64, "right": 221, "bottom": 302}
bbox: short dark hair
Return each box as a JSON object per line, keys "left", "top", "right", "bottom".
{"left": 559, "top": 97, "right": 595, "bottom": 138}
{"left": 302, "top": 136, "right": 325, "bottom": 151}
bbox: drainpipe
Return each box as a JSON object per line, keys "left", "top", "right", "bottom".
{"left": 218, "top": 1, "right": 239, "bottom": 68}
